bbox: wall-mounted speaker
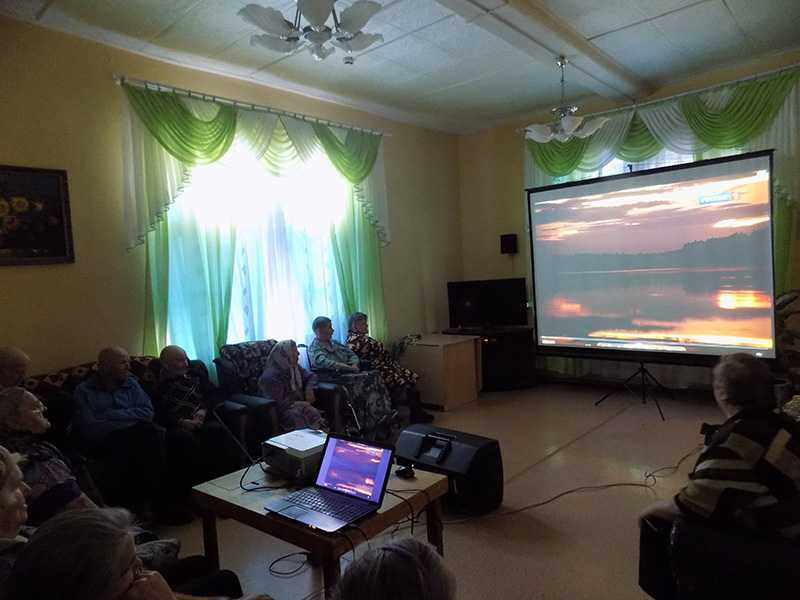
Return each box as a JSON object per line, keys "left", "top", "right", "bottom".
{"left": 500, "top": 233, "right": 518, "bottom": 255}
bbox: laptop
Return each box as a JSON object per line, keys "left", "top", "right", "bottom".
{"left": 263, "top": 433, "right": 394, "bottom": 532}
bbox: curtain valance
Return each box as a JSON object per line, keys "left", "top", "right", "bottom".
{"left": 527, "top": 68, "right": 800, "bottom": 178}
{"left": 124, "top": 86, "right": 238, "bottom": 164}
{"left": 121, "top": 83, "right": 389, "bottom": 249}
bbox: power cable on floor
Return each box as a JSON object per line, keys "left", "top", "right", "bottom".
{"left": 442, "top": 442, "right": 702, "bottom": 525}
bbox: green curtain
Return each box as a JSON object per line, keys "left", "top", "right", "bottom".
{"left": 124, "top": 84, "right": 237, "bottom": 165}
{"left": 143, "top": 219, "right": 169, "bottom": 356}
{"left": 312, "top": 123, "right": 381, "bottom": 184}
{"left": 616, "top": 114, "right": 662, "bottom": 163}
{"left": 526, "top": 136, "right": 591, "bottom": 178}
{"left": 331, "top": 186, "right": 388, "bottom": 341}
{"left": 680, "top": 71, "right": 800, "bottom": 149}
{"left": 164, "top": 201, "right": 237, "bottom": 380}
{"left": 262, "top": 119, "right": 302, "bottom": 175}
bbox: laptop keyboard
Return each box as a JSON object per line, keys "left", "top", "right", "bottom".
{"left": 289, "top": 488, "right": 372, "bottom": 522}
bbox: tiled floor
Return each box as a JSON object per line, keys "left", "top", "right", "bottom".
{"left": 160, "top": 382, "right": 720, "bottom": 599}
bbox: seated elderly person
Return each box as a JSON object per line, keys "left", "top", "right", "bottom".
{"left": 638, "top": 353, "right": 800, "bottom": 597}
{"left": 346, "top": 312, "right": 433, "bottom": 424}
{"left": 71, "top": 347, "right": 167, "bottom": 516}
{"left": 155, "top": 346, "right": 241, "bottom": 481}
{"left": 5, "top": 507, "right": 271, "bottom": 600}
{"left": 333, "top": 538, "right": 455, "bottom": 600}
{"left": 258, "top": 340, "right": 324, "bottom": 433}
{"left": 309, "top": 317, "right": 395, "bottom": 440}
{"left": 0, "top": 387, "right": 95, "bottom": 525}
{"left": 0, "top": 445, "right": 30, "bottom": 596}
{"left": 0, "top": 348, "right": 30, "bottom": 391}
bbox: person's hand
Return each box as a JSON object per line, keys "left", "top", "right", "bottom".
{"left": 178, "top": 419, "right": 200, "bottom": 432}
{"left": 304, "top": 388, "right": 316, "bottom": 404}
{"left": 639, "top": 498, "right": 680, "bottom": 525}
{"left": 194, "top": 409, "right": 206, "bottom": 423}
{"left": 345, "top": 364, "right": 360, "bottom": 373}
{"left": 122, "top": 570, "right": 175, "bottom": 600}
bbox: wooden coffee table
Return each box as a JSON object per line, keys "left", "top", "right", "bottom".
{"left": 191, "top": 466, "right": 449, "bottom": 597}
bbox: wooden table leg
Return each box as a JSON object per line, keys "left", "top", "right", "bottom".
{"left": 201, "top": 512, "right": 220, "bottom": 571}
{"left": 322, "top": 556, "right": 341, "bottom": 600}
{"left": 426, "top": 498, "right": 444, "bottom": 556}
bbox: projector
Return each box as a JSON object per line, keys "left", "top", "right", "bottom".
{"left": 261, "top": 429, "right": 327, "bottom": 479}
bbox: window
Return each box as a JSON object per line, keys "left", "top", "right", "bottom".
{"left": 164, "top": 139, "right": 351, "bottom": 362}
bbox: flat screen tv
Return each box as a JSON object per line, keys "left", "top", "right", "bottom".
{"left": 527, "top": 150, "right": 776, "bottom": 364}
{"left": 448, "top": 278, "right": 528, "bottom": 329}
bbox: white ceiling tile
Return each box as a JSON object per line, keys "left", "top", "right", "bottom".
{"left": 412, "top": 13, "right": 528, "bottom": 60}
{"left": 52, "top": 0, "right": 205, "bottom": 40}
{"left": 215, "top": 35, "right": 292, "bottom": 71}
{"left": 649, "top": 1, "right": 752, "bottom": 63}
{"left": 540, "top": 0, "right": 702, "bottom": 38}
{"left": 154, "top": 0, "right": 257, "bottom": 56}
{"left": 369, "top": 0, "right": 453, "bottom": 32}
{"left": 369, "top": 34, "right": 460, "bottom": 75}
{"left": 725, "top": 0, "right": 800, "bottom": 49}
{"left": 591, "top": 21, "right": 689, "bottom": 81}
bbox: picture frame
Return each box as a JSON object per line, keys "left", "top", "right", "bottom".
{"left": 0, "top": 165, "right": 74, "bottom": 266}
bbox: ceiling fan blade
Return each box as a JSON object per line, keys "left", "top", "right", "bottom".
{"left": 339, "top": 0, "right": 382, "bottom": 35}
{"left": 239, "top": 4, "right": 296, "bottom": 37}
{"left": 298, "top": 0, "right": 335, "bottom": 28}
{"left": 572, "top": 116, "right": 609, "bottom": 138}
{"left": 525, "top": 125, "right": 555, "bottom": 143}
{"left": 332, "top": 32, "right": 383, "bottom": 52}
{"left": 250, "top": 34, "right": 303, "bottom": 54}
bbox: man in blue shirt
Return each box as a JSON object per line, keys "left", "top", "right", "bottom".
{"left": 72, "top": 347, "right": 167, "bottom": 517}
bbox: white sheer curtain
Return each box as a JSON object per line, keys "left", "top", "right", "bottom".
{"left": 166, "top": 139, "right": 351, "bottom": 354}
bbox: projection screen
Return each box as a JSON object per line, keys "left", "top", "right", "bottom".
{"left": 527, "top": 151, "right": 775, "bottom": 362}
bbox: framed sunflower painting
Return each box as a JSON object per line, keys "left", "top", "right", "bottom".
{"left": 0, "top": 165, "right": 74, "bottom": 266}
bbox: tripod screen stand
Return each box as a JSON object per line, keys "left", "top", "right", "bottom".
{"left": 595, "top": 361, "right": 671, "bottom": 420}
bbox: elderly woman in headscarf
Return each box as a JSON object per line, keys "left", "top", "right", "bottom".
{"left": 0, "top": 387, "right": 95, "bottom": 526}
{"left": 346, "top": 312, "right": 433, "bottom": 424}
{"left": 258, "top": 340, "right": 325, "bottom": 433}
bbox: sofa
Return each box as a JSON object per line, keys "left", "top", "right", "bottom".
{"left": 215, "top": 340, "right": 345, "bottom": 433}
{"left": 21, "top": 355, "right": 270, "bottom": 501}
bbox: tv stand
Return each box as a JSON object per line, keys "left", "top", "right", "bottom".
{"left": 443, "top": 326, "right": 535, "bottom": 391}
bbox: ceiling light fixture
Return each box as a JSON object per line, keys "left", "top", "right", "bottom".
{"left": 239, "top": 1, "right": 384, "bottom": 64}
{"left": 525, "top": 57, "right": 609, "bottom": 143}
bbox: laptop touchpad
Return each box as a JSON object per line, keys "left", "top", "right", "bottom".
{"left": 281, "top": 506, "right": 309, "bottom": 519}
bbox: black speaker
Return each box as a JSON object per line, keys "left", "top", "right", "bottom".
{"left": 395, "top": 425, "right": 503, "bottom": 514}
{"left": 500, "top": 233, "right": 518, "bottom": 255}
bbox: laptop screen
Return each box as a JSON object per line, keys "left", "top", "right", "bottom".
{"left": 315, "top": 437, "right": 393, "bottom": 503}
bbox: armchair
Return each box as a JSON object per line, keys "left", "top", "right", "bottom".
{"left": 216, "top": 340, "right": 345, "bottom": 434}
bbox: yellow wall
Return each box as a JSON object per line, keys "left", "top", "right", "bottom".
{"left": 458, "top": 48, "right": 800, "bottom": 289}
{"left": 0, "top": 16, "right": 463, "bottom": 373}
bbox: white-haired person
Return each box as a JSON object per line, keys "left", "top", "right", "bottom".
{"left": 4, "top": 507, "right": 272, "bottom": 600}
{"left": 0, "top": 444, "right": 30, "bottom": 597}
{"left": 0, "top": 348, "right": 30, "bottom": 391}
{"left": 333, "top": 538, "right": 455, "bottom": 600}
{"left": 0, "top": 387, "right": 95, "bottom": 526}
{"left": 639, "top": 353, "right": 800, "bottom": 598}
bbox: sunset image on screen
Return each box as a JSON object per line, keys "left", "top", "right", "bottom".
{"left": 531, "top": 157, "right": 775, "bottom": 358}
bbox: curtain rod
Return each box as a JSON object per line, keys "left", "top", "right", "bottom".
{"left": 114, "top": 74, "right": 387, "bottom": 137}
{"left": 521, "top": 60, "right": 800, "bottom": 128}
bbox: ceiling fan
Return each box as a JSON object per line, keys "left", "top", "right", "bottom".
{"left": 239, "top": 1, "right": 384, "bottom": 63}
{"left": 525, "top": 57, "right": 609, "bottom": 143}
